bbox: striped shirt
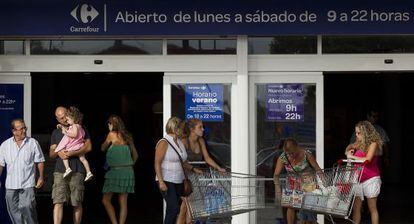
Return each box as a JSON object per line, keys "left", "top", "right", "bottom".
{"left": 0, "top": 137, "right": 45, "bottom": 189}
{"left": 156, "top": 135, "right": 187, "bottom": 184}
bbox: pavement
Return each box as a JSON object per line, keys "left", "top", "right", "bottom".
{"left": 3, "top": 181, "right": 407, "bottom": 223}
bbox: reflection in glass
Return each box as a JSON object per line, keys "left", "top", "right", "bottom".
{"left": 0, "top": 40, "right": 24, "bottom": 55}
{"left": 171, "top": 84, "right": 231, "bottom": 168}
{"left": 249, "top": 36, "right": 317, "bottom": 54}
{"left": 30, "top": 40, "right": 162, "bottom": 55}
{"left": 323, "top": 35, "right": 414, "bottom": 53}
{"left": 167, "top": 39, "right": 236, "bottom": 54}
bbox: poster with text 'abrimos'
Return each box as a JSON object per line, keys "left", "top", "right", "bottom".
{"left": 266, "top": 83, "right": 304, "bottom": 122}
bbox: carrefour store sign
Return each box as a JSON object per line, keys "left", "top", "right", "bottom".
{"left": 0, "top": 0, "right": 413, "bottom": 36}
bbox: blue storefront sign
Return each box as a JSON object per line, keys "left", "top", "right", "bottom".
{"left": 0, "top": 83, "right": 23, "bottom": 224}
{"left": 0, "top": 0, "right": 414, "bottom": 35}
{"left": 266, "top": 84, "right": 304, "bottom": 122}
{"left": 185, "top": 84, "right": 224, "bottom": 122}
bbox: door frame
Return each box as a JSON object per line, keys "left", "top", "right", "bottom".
{"left": 164, "top": 73, "right": 255, "bottom": 223}
{"left": 248, "top": 72, "right": 324, "bottom": 224}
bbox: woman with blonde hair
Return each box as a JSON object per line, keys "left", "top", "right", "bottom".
{"left": 177, "top": 118, "right": 226, "bottom": 224}
{"left": 154, "top": 117, "right": 202, "bottom": 224}
{"left": 345, "top": 120, "right": 383, "bottom": 224}
{"left": 101, "top": 115, "right": 138, "bottom": 224}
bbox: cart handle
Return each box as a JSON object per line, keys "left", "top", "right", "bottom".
{"left": 188, "top": 161, "right": 207, "bottom": 165}
{"left": 338, "top": 159, "right": 365, "bottom": 164}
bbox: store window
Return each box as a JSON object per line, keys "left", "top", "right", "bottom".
{"left": 167, "top": 39, "right": 236, "bottom": 54}
{"left": 248, "top": 36, "right": 317, "bottom": 54}
{"left": 323, "top": 35, "right": 414, "bottom": 53}
{"left": 0, "top": 40, "right": 24, "bottom": 55}
{"left": 30, "top": 40, "right": 162, "bottom": 55}
{"left": 171, "top": 83, "right": 232, "bottom": 168}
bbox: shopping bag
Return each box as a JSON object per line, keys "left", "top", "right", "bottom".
{"left": 214, "top": 187, "right": 229, "bottom": 211}
{"left": 292, "top": 189, "right": 304, "bottom": 208}
{"left": 281, "top": 188, "right": 293, "bottom": 207}
{"left": 204, "top": 183, "right": 218, "bottom": 214}
{"left": 301, "top": 173, "right": 317, "bottom": 193}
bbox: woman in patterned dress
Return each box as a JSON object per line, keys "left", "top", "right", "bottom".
{"left": 274, "top": 138, "right": 321, "bottom": 224}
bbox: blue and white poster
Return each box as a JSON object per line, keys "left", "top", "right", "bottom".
{"left": 185, "top": 84, "right": 223, "bottom": 122}
{"left": 0, "top": 84, "right": 24, "bottom": 142}
{"left": 0, "top": 83, "right": 22, "bottom": 224}
{"left": 266, "top": 84, "right": 304, "bottom": 122}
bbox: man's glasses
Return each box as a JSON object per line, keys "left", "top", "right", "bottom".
{"left": 13, "top": 126, "right": 26, "bottom": 131}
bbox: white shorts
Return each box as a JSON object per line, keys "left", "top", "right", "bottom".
{"left": 355, "top": 176, "right": 381, "bottom": 200}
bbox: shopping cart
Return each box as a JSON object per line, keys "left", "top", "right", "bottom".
{"left": 186, "top": 168, "right": 266, "bottom": 223}
{"left": 276, "top": 159, "right": 364, "bottom": 224}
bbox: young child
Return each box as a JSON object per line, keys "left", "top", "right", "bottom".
{"left": 55, "top": 106, "right": 93, "bottom": 181}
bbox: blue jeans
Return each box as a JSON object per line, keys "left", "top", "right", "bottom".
{"left": 0, "top": 171, "right": 11, "bottom": 224}
{"left": 160, "top": 181, "right": 183, "bottom": 224}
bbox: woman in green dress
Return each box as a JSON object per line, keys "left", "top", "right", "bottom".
{"left": 101, "top": 115, "right": 138, "bottom": 224}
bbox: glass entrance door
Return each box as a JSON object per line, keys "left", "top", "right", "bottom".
{"left": 163, "top": 74, "right": 236, "bottom": 171}
{"left": 249, "top": 73, "right": 324, "bottom": 224}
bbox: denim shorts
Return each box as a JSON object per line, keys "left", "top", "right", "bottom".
{"left": 298, "top": 210, "right": 317, "bottom": 222}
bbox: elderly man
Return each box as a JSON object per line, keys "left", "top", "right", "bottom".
{"left": 0, "top": 119, "right": 45, "bottom": 224}
{"left": 49, "top": 106, "right": 92, "bottom": 224}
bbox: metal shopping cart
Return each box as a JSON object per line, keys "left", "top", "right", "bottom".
{"left": 186, "top": 168, "right": 266, "bottom": 223}
{"left": 276, "top": 159, "right": 364, "bottom": 224}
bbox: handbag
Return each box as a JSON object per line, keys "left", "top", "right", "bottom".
{"left": 182, "top": 178, "right": 193, "bottom": 197}
{"left": 163, "top": 138, "right": 193, "bottom": 197}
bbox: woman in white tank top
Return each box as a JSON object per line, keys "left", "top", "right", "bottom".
{"left": 154, "top": 117, "right": 202, "bottom": 224}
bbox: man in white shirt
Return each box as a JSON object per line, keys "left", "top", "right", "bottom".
{"left": 0, "top": 119, "right": 45, "bottom": 224}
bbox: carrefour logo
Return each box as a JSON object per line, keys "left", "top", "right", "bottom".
{"left": 69, "top": 3, "right": 101, "bottom": 33}
{"left": 187, "top": 85, "right": 207, "bottom": 90}
{"left": 71, "top": 4, "right": 99, "bottom": 23}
